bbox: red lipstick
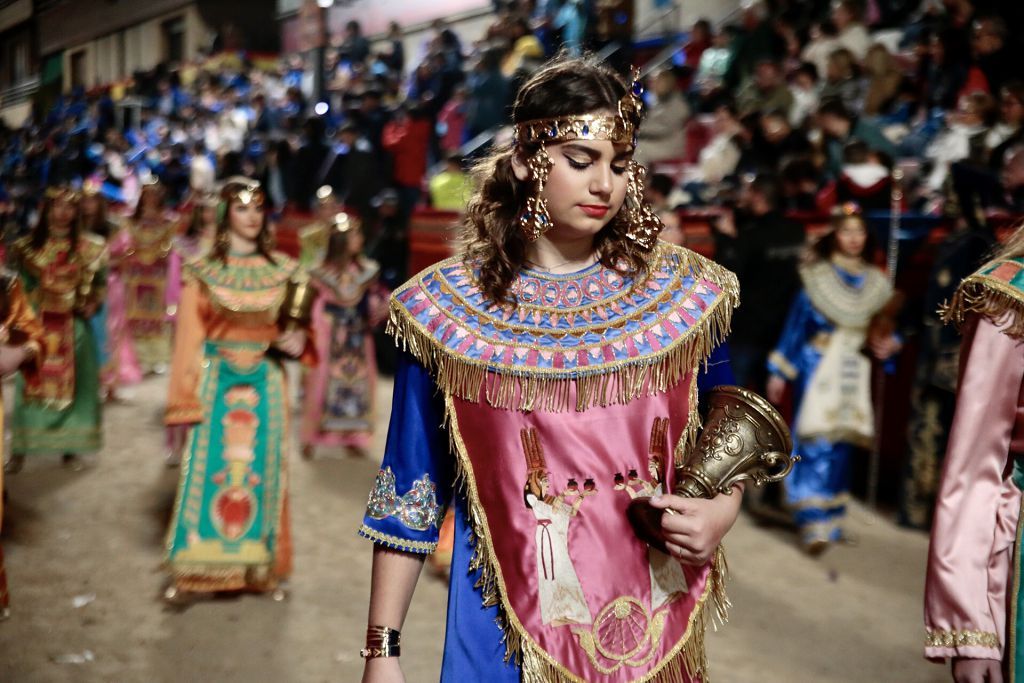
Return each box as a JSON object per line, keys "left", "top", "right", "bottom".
{"left": 579, "top": 204, "right": 610, "bottom": 218}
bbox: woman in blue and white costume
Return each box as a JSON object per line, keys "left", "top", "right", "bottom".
{"left": 766, "top": 204, "right": 900, "bottom": 554}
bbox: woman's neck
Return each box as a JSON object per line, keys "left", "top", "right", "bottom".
{"left": 524, "top": 234, "right": 598, "bottom": 274}
{"left": 830, "top": 252, "right": 864, "bottom": 272}
{"left": 50, "top": 223, "right": 71, "bottom": 237}
{"left": 229, "top": 232, "right": 258, "bottom": 255}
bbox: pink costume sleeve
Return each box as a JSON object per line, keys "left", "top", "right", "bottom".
{"left": 166, "top": 249, "right": 183, "bottom": 320}
{"left": 925, "top": 315, "right": 1024, "bottom": 661}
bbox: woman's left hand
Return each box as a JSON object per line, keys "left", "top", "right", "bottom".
{"left": 274, "top": 329, "right": 307, "bottom": 357}
{"left": 868, "top": 333, "right": 902, "bottom": 361}
{"left": 649, "top": 488, "right": 744, "bottom": 566}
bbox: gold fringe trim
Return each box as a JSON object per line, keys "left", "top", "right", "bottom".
{"left": 941, "top": 271, "right": 1024, "bottom": 340}
{"left": 445, "top": 395, "right": 731, "bottom": 683}
{"left": 389, "top": 248, "right": 738, "bottom": 413}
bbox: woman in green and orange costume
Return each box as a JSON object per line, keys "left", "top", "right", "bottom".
{"left": 925, "top": 224, "right": 1024, "bottom": 682}
{"left": 163, "top": 177, "right": 315, "bottom": 601}
{"left": 6, "top": 186, "right": 106, "bottom": 473}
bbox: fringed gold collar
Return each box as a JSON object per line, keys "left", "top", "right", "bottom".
{"left": 388, "top": 242, "right": 739, "bottom": 412}
{"left": 800, "top": 260, "right": 892, "bottom": 329}
{"left": 943, "top": 257, "right": 1024, "bottom": 339}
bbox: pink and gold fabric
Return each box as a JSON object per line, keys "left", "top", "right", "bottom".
{"left": 388, "top": 243, "right": 737, "bottom": 682}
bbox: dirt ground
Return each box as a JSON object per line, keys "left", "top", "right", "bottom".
{"left": 0, "top": 370, "right": 948, "bottom": 683}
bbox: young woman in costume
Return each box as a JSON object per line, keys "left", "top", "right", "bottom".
{"left": 0, "top": 270, "right": 45, "bottom": 617}
{"left": 359, "top": 56, "right": 743, "bottom": 683}
{"left": 766, "top": 205, "right": 900, "bottom": 553}
{"left": 300, "top": 212, "right": 388, "bottom": 459}
{"left": 163, "top": 178, "right": 314, "bottom": 601}
{"left": 166, "top": 192, "right": 218, "bottom": 323}
{"left": 7, "top": 187, "right": 106, "bottom": 473}
{"left": 106, "top": 180, "right": 177, "bottom": 379}
{"left": 924, "top": 224, "right": 1024, "bottom": 682}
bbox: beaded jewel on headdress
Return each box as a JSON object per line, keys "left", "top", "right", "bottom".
{"left": 513, "top": 67, "right": 645, "bottom": 148}
{"left": 332, "top": 212, "right": 359, "bottom": 234}
{"left": 221, "top": 177, "right": 265, "bottom": 207}
{"left": 316, "top": 185, "right": 335, "bottom": 205}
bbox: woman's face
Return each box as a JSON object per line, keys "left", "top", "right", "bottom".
{"left": 49, "top": 198, "right": 77, "bottom": 228}
{"left": 834, "top": 217, "right": 867, "bottom": 258}
{"left": 1001, "top": 91, "right": 1024, "bottom": 126}
{"left": 80, "top": 195, "right": 101, "bottom": 218}
{"left": 228, "top": 199, "right": 264, "bottom": 242}
{"left": 520, "top": 131, "right": 631, "bottom": 241}
{"left": 201, "top": 205, "right": 217, "bottom": 227}
{"left": 347, "top": 228, "right": 364, "bottom": 255}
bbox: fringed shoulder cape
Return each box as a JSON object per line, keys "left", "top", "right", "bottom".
{"left": 360, "top": 242, "right": 739, "bottom": 682}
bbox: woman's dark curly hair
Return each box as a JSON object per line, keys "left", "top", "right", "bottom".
{"left": 31, "top": 190, "right": 80, "bottom": 251}
{"left": 459, "top": 54, "right": 651, "bottom": 307}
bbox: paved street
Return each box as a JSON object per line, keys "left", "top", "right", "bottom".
{"left": 0, "top": 370, "right": 947, "bottom": 682}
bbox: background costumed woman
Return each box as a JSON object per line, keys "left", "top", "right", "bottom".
{"left": 7, "top": 186, "right": 106, "bottom": 474}
{"left": 359, "top": 56, "right": 743, "bottom": 683}
{"left": 300, "top": 212, "right": 388, "bottom": 459}
{"left": 163, "top": 178, "right": 314, "bottom": 601}
{"left": 924, "top": 224, "right": 1024, "bottom": 683}
{"left": 0, "top": 270, "right": 45, "bottom": 617}
{"left": 106, "top": 179, "right": 177, "bottom": 381}
{"left": 766, "top": 205, "right": 901, "bottom": 554}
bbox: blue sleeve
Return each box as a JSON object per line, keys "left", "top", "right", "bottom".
{"left": 767, "top": 290, "right": 814, "bottom": 381}
{"left": 698, "top": 342, "right": 735, "bottom": 393}
{"left": 357, "top": 351, "right": 453, "bottom": 554}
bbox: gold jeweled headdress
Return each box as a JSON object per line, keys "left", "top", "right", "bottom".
{"left": 513, "top": 67, "right": 644, "bottom": 147}
{"left": 332, "top": 212, "right": 359, "bottom": 233}
{"left": 44, "top": 186, "right": 81, "bottom": 202}
{"left": 221, "top": 176, "right": 265, "bottom": 207}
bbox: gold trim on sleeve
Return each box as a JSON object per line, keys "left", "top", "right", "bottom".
{"left": 925, "top": 629, "right": 1000, "bottom": 649}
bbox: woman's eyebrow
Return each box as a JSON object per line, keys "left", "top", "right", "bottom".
{"left": 561, "top": 143, "right": 601, "bottom": 159}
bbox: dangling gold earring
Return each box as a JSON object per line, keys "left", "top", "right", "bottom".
{"left": 216, "top": 228, "right": 230, "bottom": 252}
{"left": 623, "top": 161, "right": 663, "bottom": 250}
{"left": 518, "top": 146, "right": 554, "bottom": 241}
{"left": 258, "top": 226, "right": 275, "bottom": 253}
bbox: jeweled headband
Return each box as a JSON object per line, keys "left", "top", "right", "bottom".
{"left": 221, "top": 177, "right": 265, "bottom": 207}
{"left": 513, "top": 68, "right": 645, "bottom": 147}
{"left": 44, "top": 186, "right": 80, "bottom": 202}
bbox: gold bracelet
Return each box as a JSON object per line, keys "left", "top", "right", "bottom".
{"left": 360, "top": 625, "right": 401, "bottom": 659}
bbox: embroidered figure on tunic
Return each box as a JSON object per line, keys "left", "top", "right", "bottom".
{"left": 613, "top": 418, "right": 689, "bottom": 610}
{"left": 521, "top": 428, "right": 594, "bottom": 627}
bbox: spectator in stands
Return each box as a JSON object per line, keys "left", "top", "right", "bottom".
{"left": 635, "top": 69, "right": 690, "bottom": 167}
{"left": 501, "top": 17, "right": 545, "bottom": 78}
{"left": 712, "top": 173, "right": 805, "bottom": 392}
{"left": 382, "top": 104, "right": 432, "bottom": 219}
{"left": 838, "top": 140, "right": 892, "bottom": 211}
{"left": 998, "top": 145, "right": 1024, "bottom": 212}
{"left": 965, "top": 16, "right": 1013, "bottom": 98}
{"left": 465, "top": 48, "right": 510, "bottom": 138}
{"left": 832, "top": 0, "right": 871, "bottom": 61}
{"left": 644, "top": 172, "right": 685, "bottom": 245}
{"left": 724, "top": 0, "right": 786, "bottom": 90}
{"left": 325, "top": 122, "right": 382, "bottom": 220}
{"left": 817, "top": 98, "right": 899, "bottom": 179}
{"left": 338, "top": 20, "right": 371, "bottom": 66}
{"left": 920, "top": 27, "right": 969, "bottom": 111}
{"left": 696, "top": 24, "right": 739, "bottom": 99}
{"left": 383, "top": 21, "right": 406, "bottom": 75}
{"left": 292, "top": 116, "right": 331, "bottom": 210}
{"left": 924, "top": 90, "right": 996, "bottom": 196}
{"left": 188, "top": 141, "right": 215, "bottom": 196}
{"left": 683, "top": 19, "right": 713, "bottom": 68}
{"left": 260, "top": 139, "right": 292, "bottom": 211}
{"left": 819, "top": 48, "right": 863, "bottom": 115}
{"left": 862, "top": 44, "right": 903, "bottom": 117}
{"left": 437, "top": 85, "right": 468, "bottom": 153}
{"left": 737, "top": 59, "right": 794, "bottom": 119}
{"left": 689, "top": 101, "right": 744, "bottom": 197}
{"left": 428, "top": 153, "right": 470, "bottom": 211}
{"left": 746, "top": 108, "right": 814, "bottom": 173}
{"left": 801, "top": 21, "right": 841, "bottom": 82}
{"left": 788, "top": 62, "right": 821, "bottom": 127}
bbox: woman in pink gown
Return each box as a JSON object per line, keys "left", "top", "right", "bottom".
{"left": 301, "top": 213, "right": 388, "bottom": 458}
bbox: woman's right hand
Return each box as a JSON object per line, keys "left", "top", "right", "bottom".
{"left": 361, "top": 657, "right": 405, "bottom": 683}
{"left": 952, "top": 657, "right": 1003, "bottom": 683}
{"left": 766, "top": 375, "right": 787, "bottom": 406}
{"left": 166, "top": 425, "right": 189, "bottom": 457}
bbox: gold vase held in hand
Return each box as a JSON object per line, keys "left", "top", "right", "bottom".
{"left": 278, "top": 275, "right": 316, "bottom": 331}
{"left": 627, "top": 386, "right": 798, "bottom": 554}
